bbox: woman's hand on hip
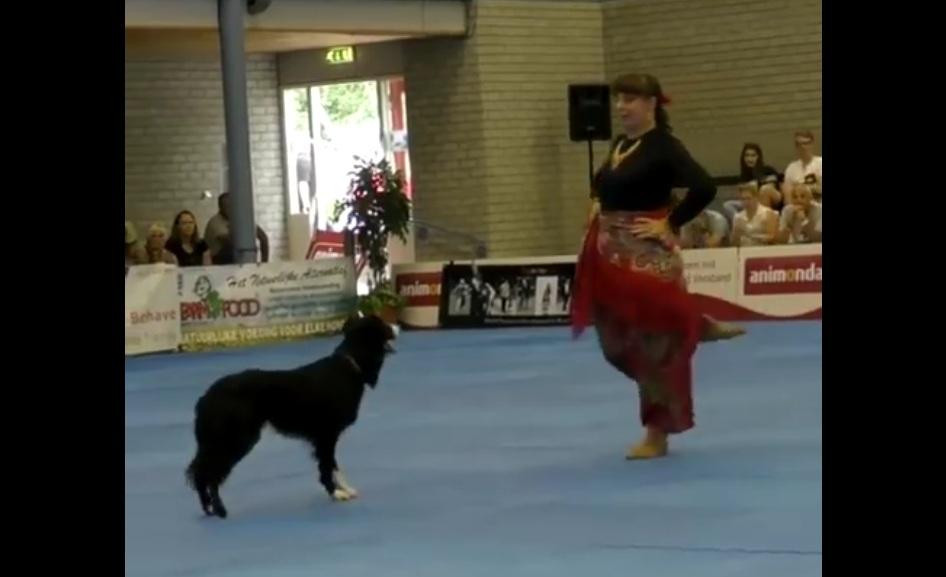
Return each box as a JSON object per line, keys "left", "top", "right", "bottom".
{"left": 630, "top": 217, "right": 671, "bottom": 239}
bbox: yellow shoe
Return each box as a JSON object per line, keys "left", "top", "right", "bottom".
{"left": 700, "top": 318, "right": 747, "bottom": 343}
{"left": 625, "top": 439, "right": 668, "bottom": 460}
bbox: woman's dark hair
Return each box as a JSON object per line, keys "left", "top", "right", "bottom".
{"left": 610, "top": 73, "right": 672, "bottom": 132}
{"left": 739, "top": 143, "right": 767, "bottom": 181}
{"left": 170, "top": 210, "right": 202, "bottom": 246}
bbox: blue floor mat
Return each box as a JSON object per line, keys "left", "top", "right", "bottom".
{"left": 125, "top": 322, "right": 821, "bottom": 577}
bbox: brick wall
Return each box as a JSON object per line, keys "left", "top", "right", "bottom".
{"left": 477, "top": 0, "right": 608, "bottom": 257}
{"left": 405, "top": 0, "right": 607, "bottom": 260}
{"left": 124, "top": 54, "right": 288, "bottom": 259}
{"left": 603, "top": 0, "right": 822, "bottom": 175}
{"left": 123, "top": 0, "right": 821, "bottom": 263}
{"left": 403, "top": 36, "right": 489, "bottom": 262}
{"left": 404, "top": 0, "right": 820, "bottom": 260}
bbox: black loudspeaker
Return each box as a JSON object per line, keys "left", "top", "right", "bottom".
{"left": 246, "top": 0, "right": 272, "bottom": 15}
{"left": 568, "top": 84, "right": 612, "bottom": 142}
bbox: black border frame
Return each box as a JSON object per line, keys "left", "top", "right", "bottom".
{"left": 15, "top": 0, "right": 921, "bottom": 573}
{"left": 11, "top": 2, "right": 123, "bottom": 573}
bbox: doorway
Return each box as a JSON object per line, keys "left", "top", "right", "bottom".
{"left": 282, "top": 77, "right": 412, "bottom": 234}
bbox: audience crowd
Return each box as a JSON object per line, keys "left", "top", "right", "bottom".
{"left": 125, "top": 192, "right": 270, "bottom": 273}
{"left": 124, "top": 130, "right": 821, "bottom": 274}
{"left": 680, "top": 130, "right": 822, "bottom": 249}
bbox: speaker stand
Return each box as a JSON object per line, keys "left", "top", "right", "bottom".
{"left": 586, "top": 138, "right": 595, "bottom": 189}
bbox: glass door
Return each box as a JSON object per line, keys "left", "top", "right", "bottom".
{"left": 281, "top": 77, "right": 414, "bottom": 274}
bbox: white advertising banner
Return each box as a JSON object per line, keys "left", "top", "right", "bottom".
{"left": 737, "top": 244, "right": 822, "bottom": 318}
{"left": 125, "top": 264, "right": 181, "bottom": 356}
{"left": 393, "top": 262, "right": 445, "bottom": 329}
{"left": 681, "top": 248, "right": 739, "bottom": 303}
{"left": 393, "top": 244, "right": 822, "bottom": 326}
{"left": 178, "top": 258, "right": 357, "bottom": 350}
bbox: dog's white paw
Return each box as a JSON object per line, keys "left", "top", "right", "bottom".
{"left": 331, "top": 488, "right": 355, "bottom": 502}
{"left": 332, "top": 471, "right": 358, "bottom": 498}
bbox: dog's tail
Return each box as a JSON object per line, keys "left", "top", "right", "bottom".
{"left": 185, "top": 456, "right": 199, "bottom": 488}
{"left": 187, "top": 395, "right": 212, "bottom": 490}
{"left": 186, "top": 452, "right": 217, "bottom": 516}
{"left": 186, "top": 450, "right": 209, "bottom": 490}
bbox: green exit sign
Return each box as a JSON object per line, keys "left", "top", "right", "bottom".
{"left": 325, "top": 46, "right": 355, "bottom": 65}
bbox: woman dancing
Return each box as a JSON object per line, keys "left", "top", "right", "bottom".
{"left": 572, "top": 73, "right": 743, "bottom": 460}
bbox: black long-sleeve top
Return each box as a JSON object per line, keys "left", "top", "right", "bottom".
{"left": 593, "top": 129, "right": 716, "bottom": 229}
{"left": 741, "top": 163, "right": 781, "bottom": 185}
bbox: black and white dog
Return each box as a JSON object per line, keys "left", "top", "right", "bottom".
{"left": 186, "top": 315, "right": 397, "bottom": 518}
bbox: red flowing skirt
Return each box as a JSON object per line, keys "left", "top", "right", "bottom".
{"left": 571, "top": 210, "right": 702, "bottom": 434}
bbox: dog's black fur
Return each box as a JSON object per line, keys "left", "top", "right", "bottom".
{"left": 185, "top": 315, "right": 396, "bottom": 518}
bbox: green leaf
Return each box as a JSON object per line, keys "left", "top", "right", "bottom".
{"left": 329, "top": 156, "right": 413, "bottom": 290}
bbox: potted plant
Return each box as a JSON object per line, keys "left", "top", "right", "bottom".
{"left": 332, "top": 156, "right": 411, "bottom": 324}
{"left": 354, "top": 280, "right": 404, "bottom": 324}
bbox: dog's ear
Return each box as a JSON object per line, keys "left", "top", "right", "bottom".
{"left": 342, "top": 312, "right": 363, "bottom": 335}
